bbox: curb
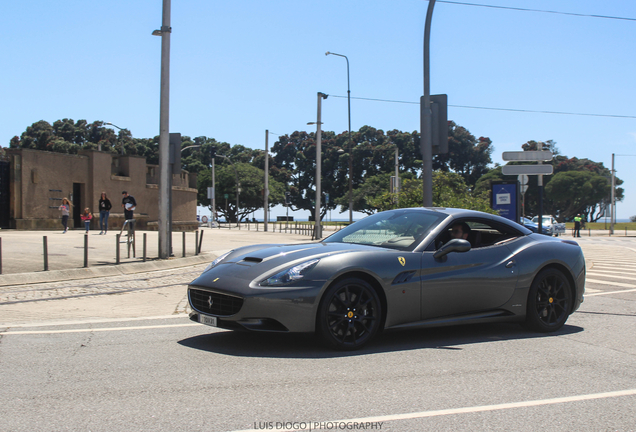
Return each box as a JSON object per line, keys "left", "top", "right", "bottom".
{"left": 0, "top": 252, "right": 216, "bottom": 288}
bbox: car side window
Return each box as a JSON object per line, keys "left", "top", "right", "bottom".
{"left": 435, "top": 219, "right": 522, "bottom": 250}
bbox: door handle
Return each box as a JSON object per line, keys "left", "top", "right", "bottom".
{"left": 505, "top": 260, "right": 516, "bottom": 268}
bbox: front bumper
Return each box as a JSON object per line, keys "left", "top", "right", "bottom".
{"left": 187, "top": 283, "right": 324, "bottom": 333}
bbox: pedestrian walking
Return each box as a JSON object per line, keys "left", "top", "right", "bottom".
{"left": 81, "top": 208, "right": 93, "bottom": 233}
{"left": 98, "top": 192, "right": 112, "bottom": 234}
{"left": 121, "top": 191, "right": 137, "bottom": 231}
{"left": 59, "top": 198, "right": 71, "bottom": 233}
{"left": 574, "top": 214, "right": 582, "bottom": 238}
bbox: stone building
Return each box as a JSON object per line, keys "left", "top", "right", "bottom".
{"left": 2, "top": 148, "right": 198, "bottom": 231}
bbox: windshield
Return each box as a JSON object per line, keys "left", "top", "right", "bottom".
{"left": 323, "top": 209, "right": 446, "bottom": 251}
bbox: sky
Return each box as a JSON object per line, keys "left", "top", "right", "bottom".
{"left": 2, "top": 0, "right": 636, "bottom": 221}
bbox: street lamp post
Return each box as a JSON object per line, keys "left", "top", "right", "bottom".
{"left": 308, "top": 92, "right": 328, "bottom": 239}
{"left": 393, "top": 145, "right": 400, "bottom": 207}
{"left": 611, "top": 153, "right": 615, "bottom": 235}
{"left": 326, "top": 51, "right": 353, "bottom": 224}
{"left": 264, "top": 130, "right": 270, "bottom": 232}
{"left": 104, "top": 122, "right": 127, "bottom": 154}
{"left": 152, "top": 0, "right": 172, "bottom": 259}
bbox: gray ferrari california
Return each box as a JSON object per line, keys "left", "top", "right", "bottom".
{"left": 188, "top": 208, "right": 585, "bottom": 350}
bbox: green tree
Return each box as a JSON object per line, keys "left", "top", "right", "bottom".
{"left": 432, "top": 121, "right": 493, "bottom": 188}
{"left": 271, "top": 131, "right": 343, "bottom": 220}
{"left": 368, "top": 172, "right": 496, "bottom": 213}
{"left": 545, "top": 171, "right": 612, "bottom": 221}
{"left": 14, "top": 120, "right": 55, "bottom": 150}
{"left": 198, "top": 162, "right": 284, "bottom": 223}
{"left": 10, "top": 119, "right": 145, "bottom": 156}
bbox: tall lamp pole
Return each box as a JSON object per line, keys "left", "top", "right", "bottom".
{"left": 610, "top": 153, "right": 615, "bottom": 235}
{"left": 264, "top": 130, "right": 269, "bottom": 232}
{"left": 326, "top": 51, "right": 353, "bottom": 224}
{"left": 308, "top": 92, "right": 328, "bottom": 239}
{"left": 152, "top": 0, "right": 172, "bottom": 259}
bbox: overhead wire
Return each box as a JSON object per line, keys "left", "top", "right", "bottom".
{"left": 329, "top": 95, "right": 636, "bottom": 120}
{"left": 327, "top": 4, "right": 636, "bottom": 121}
{"left": 435, "top": 1, "right": 636, "bottom": 22}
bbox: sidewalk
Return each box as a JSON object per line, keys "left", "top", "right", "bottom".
{"left": 0, "top": 226, "right": 627, "bottom": 328}
{"left": 0, "top": 226, "right": 318, "bottom": 287}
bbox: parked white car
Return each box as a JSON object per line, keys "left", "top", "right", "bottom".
{"left": 530, "top": 215, "right": 565, "bottom": 236}
{"left": 531, "top": 215, "right": 557, "bottom": 225}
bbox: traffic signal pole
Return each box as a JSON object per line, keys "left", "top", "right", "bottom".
{"left": 420, "top": 0, "right": 436, "bottom": 207}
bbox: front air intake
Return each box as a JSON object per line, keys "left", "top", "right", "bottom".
{"left": 189, "top": 288, "right": 244, "bottom": 316}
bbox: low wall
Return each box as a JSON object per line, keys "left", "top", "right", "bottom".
{"left": 146, "top": 221, "right": 199, "bottom": 232}
{"left": 12, "top": 213, "right": 151, "bottom": 230}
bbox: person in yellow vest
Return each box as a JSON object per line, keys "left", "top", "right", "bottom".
{"left": 574, "top": 214, "right": 582, "bottom": 237}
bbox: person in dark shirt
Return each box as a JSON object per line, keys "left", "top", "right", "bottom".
{"left": 98, "top": 192, "right": 112, "bottom": 235}
{"left": 121, "top": 191, "right": 137, "bottom": 231}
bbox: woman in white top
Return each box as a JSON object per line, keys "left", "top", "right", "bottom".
{"left": 59, "top": 198, "right": 71, "bottom": 233}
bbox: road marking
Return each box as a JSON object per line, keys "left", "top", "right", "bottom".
{"left": 586, "top": 278, "right": 636, "bottom": 289}
{"left": 0, "top": 323, "right": 200, "bottom": 335}
{"left": 0, "top": 314, "right": 188, "bottom": 328}
{"left": 229, "top": 389, "right": 636, "bottom": 432}
{"left": 586, "top": 288, "right": 636, "bottom": 297}
{"left": 589, "top": 259, "right": 636, "bottom": 265}
{"left": 587, "top": 267, "right": 636, "bottom": 274}
{"left": 588, "top": 264, "right": 636, "bottom": 271}
{"left": 587, "top": 272, "right": 636, "bottom": 280}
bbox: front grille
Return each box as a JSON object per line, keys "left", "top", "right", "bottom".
{"left": 189, "top": 288, "right": 244, "bottom": 316}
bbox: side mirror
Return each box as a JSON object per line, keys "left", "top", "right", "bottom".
{"left": 433, "top": 239, "right": 471, "bottom": 260}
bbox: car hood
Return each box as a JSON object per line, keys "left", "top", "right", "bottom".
{"left": 190, "top": 242, "right": 388, "bottom": 289}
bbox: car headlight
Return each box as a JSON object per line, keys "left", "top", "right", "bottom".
{"left": 203, "top": 251, "right": 232, "bottom": 273}
{"left": 260, "top": 259, "right": 320, "bottom": 286}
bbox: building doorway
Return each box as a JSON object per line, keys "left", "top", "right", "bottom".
{"left": 72, "top": 183, "right": 83, "bottom": 228}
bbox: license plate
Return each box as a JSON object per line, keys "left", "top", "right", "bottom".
{"left": 199, "top": 314, "right": 218, "bottom": 327}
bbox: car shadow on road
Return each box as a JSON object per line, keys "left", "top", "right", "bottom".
{"left": 177, "top": 323, "right": 584, "bottom": 359}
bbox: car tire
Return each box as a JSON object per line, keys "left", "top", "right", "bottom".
{"left": 317, "top": 277, "right": 382, "bottom": 350}
{"left": 525, "top": 268, "right": 572, "bottom": 332}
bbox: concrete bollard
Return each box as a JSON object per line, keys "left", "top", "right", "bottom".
{"left": 143, "top": 233, "right": 147, "bottom": 262}
{"left": 116, "top": 234, "right": 120, "bottom": 264}
{"left": 43, "top": 236, "right": 49, "bottom": 271}
{"left": 83, "top": 234, "right": 88, "bottom": 268}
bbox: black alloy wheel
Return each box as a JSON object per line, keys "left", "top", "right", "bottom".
{"left": 525, "top": 268, "right": 572, "bottom": 332}
{"left": 317, "top": 278, "right": 382, "bottom": 350}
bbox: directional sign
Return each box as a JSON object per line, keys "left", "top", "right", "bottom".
{"left": 502, "top": 151, "right": 553, "bottom": 161}
{"left": 502, "top": 165, "right": 553, "bottom": 176}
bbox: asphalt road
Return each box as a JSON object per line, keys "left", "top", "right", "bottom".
{"left": 1, "top": 237, "right": 635, "bottom": 432}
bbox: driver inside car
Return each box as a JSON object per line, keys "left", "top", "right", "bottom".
{"left": 450, "top": 222, "right": 470, "bottom": 240}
